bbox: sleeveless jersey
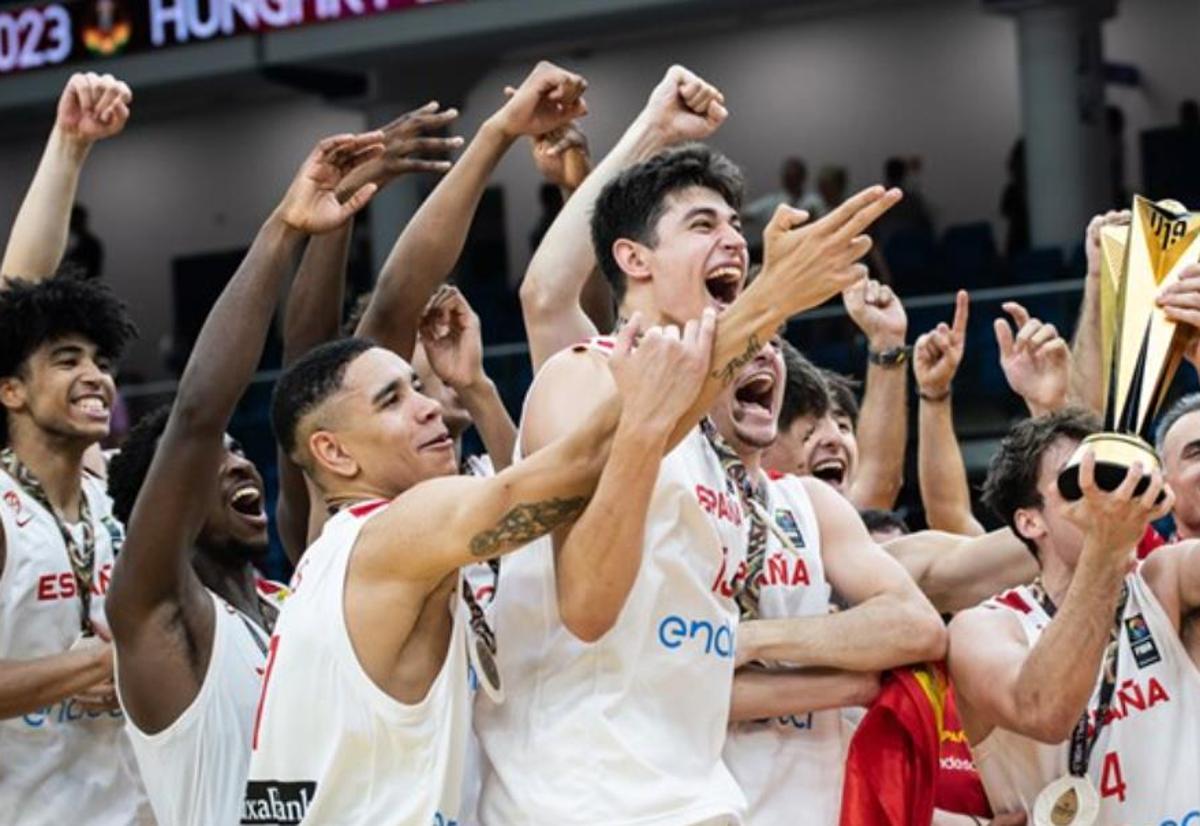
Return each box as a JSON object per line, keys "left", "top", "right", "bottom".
{"left": 0, "top": 467, "right": 152, "bottom": 825}
{"left": 722, "top": 472, "right": 845, "bottom": 826}
{"left": 476, "top": 337, "right": 750, "bottom": 826}
{"left": 245, "top": 501, "right": 471, "bottom": 826}
{"left": 973, "top": 569, "right": 1200, "bottom": 822}
{"left": 120, "top": 589, "right": 275, "bottom": 826}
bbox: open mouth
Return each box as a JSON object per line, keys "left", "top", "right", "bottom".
{"left": 705, "top": 265, "right": 742, "bottom": 307}
{"left": 71, "top": 394, "right": 110, "bottom": 421}
{"left": 734, "top": 371, "right": 776, "bottom": 416}
{"left": 229, "top": 484, "right": 266, "bottom": 522}
{"left": 810, "top": 457, "right": 847, "bottom": 487}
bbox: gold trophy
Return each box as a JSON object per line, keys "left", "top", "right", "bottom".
{"left": 1058, "top": 196, "right": 1200, "bottom": 500}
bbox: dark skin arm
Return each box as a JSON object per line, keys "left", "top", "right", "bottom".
{"left": 104, "top": 133, "right": 383, "bottom": 734}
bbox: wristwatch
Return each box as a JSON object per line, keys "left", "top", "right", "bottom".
{"left": 867, "top": 345, "right": 911, "bottom": 368}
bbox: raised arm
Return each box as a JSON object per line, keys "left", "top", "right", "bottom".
{"left": 520, "top": 64, "right": 728, "bottom": 371}
{"left": 737, "top": 477, "right": 946, "bottom": 671}
{"left": 843, "top": 279, "right": 908, "bottom": 510}
{"left": 1070, "top": 211, "right": 1130, "bottom": 414}
{"left": 106, "top": 133, "right": 382, "bottom": 731}
{"left": 417, "top": 286, "right": 516, "bottom": 470}
{"left": 914, "top": 290, "right": 984, "bottom": 536}
{"left": 950, "top": 455, "right": 1172, "bottom": 744}
{"left": 2, "top": 72, "right": 131, "bottom": 281}
{"left": 884, "top": 528, "right": 1037, "bottom": 614}
{"left": 996, "top": 302, "right": 1072, "bottom": 418}
{"left": 357, "top": 62, "right": 585, "bottom": 360}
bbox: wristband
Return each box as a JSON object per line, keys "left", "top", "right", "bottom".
{"left": 867, "top": 345, "right": 911, "bottom": 368}
{"left": 918, "top": 387, "right": 952, "bottom": 403}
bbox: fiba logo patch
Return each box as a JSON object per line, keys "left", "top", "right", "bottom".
{"left": 1124, "top": 613, "right": 1161, "bottom": 669}
{"left": 773, "top": 508, "right": 805, "bottom": 547}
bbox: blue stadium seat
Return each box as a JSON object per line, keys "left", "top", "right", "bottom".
{"left": 883, "top": 228, "right": 937, "bottom": 294}
{"left": 938, "top": 222, "right": 998, "bottom": 291}
{"left": 1008, "top": 247, "right": 1064, "bottom": 285}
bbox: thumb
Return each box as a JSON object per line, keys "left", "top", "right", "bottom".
{"left": 613, "top": 313, "right": 643, "bottom": 360}
{"left": 339, "top": 182, "right": 379, "bottom": 222}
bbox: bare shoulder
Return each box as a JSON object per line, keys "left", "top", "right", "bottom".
{"left": 521, "top": 345, "right": 615, "bottom": 456}
{"left": 796, "top": 475, "right": 856, "bottom": 517}
{"left": 949, "top": 602, "right": 1027, "bottom": 653}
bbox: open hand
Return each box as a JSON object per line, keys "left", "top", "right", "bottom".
{"left": 1064, "top": 450, "right": 1174, "bottom": 554}
{"left": 56, "top": 72, "right": 132, "bottom": 145}
{"left": 1083, "top": 209, "right": 1131, "bottom": 280}
{"left": 844, "top": 278, "right": 907, "bottom": 349}
{"left": 758, "top": 186, "right": 902, "bottom": 317}
{"left": 531, "top": 123, "right": 590, "bottom": 190}
{"left": 994, "top": 302, "right": 1070, "bottom": 417}
{"left": 914, "top": 290, "right": 968, "bottom": 398}
{"left": 639, "top": 64, "right": 727, "bottom": 145}
{"left": 417, "top": 286, "right": 485, "bottom": 390}
{"left": 277, "top": 131, "right": 385, "bottom": 234}
{"left": 494, "top": 61, "right": 588, "bottom": 139}
{"left": 1156, "top": 265, "right": 1200, "bottom": 373}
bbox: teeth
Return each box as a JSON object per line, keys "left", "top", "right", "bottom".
{"left": 77, "top": 397, "right": 107, "bottom": 414}
{"left": 707, "top": 266, "right": 741, "bottom": 282}
{"left": 232, "top": 487, "right": 260, "bottom": 504}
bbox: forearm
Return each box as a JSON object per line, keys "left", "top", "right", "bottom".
{"left": 738, "top": 592, "right": 943, "bottom": 671}
{"left": 918, "top": 397, "right": 983, "bottom": 536}
{"left": 173, "top": 215, "right": 303, "bottom": 429}
{"left": 283, "top": 222, "right": 351, "bottom": 364}
{"left": 1015, "top": 540, "right": 1127, "bottom": 740}
{"left": 456, "top": 378, "right": 517, "bottom": 472}
{"left": 361, "top": 120, "right": 513, "bottom": 360}
{"left": 913, "top": 529, "right": 1037, "bottom": 614}
{"left": 847, "top": 359, "right": 907, "bottom": 510}
{"left": 1, "top": 128, "right": 89, "bottom": 280}
{"left": 1070, "top": 276, "right": 1103, "bottom": 414}
{"left": 556, "top": 417, "right": 668, "bottom": 641}
{"left": 0, "top": 649, "right": 109, "bottom": 719}
{"left": 729, "top": 667, "right": 879, "bottom": 723}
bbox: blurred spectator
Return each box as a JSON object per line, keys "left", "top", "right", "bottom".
{"left": 530, "top": 182, "right": 564, "bottom": 251}
{"left": 742, "top": 157, "right": 826, "bottom": 258}
{"left": 62, "top": 204, "right": 103, "bottom": 279}
{"left": 817, "top": 164, "right": 848, "bottom": 211}
{"left": 1107, "top": 104, "right": 1128, "bottom": 207}
{"left": 871, "top": 156, "right": 933, "bottom": 250}
{"left": 999, "top": 138, "right": 1029, "bottom": 256}
{"left": 1181, "top": 99, "right": 1199, "bottom": 132}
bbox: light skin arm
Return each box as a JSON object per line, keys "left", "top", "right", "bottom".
{"left": 105, "top": 133, "right": 383, "bottom": 734}
{"left": 1070, "top": 211, "right": 1130, "bottom": 414}
{"left": 276, "top": 223, "right": 353, "bottom": 564}
{"left": 2, "top": 73, "right": 131, "bottom": 281}
{"left": 358, "top": 63, "right": 586, "bottom": 361}
{"left": 884, "top": 528, "right": 1038, "bottom": 614}
{"left": 520, "top": 65, "right": 730, "bottom": 372}
{"left": 914, "top": 290, "right": 984, "bottom": 536}
{"left": 1140, "top": 539, "right": 1200, "bottom": 634}
{"left": 950, "top": 455, "right": 1173, "bottom": 745}
{"left": 729, "top": 666, "right": 880, "bottom": 723}
{"left": 0, "top": 639, "right": 115, "bottom": 719}
{"left": 843, "top": 279, "right": 908, "bottom": 510}
{"left": 737, "top": 477, "right": 946, "bottom": 670}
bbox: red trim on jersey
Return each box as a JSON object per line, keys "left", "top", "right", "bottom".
{"left": 765, "top": 469, "right": 787, "bottom": 481}
{"left": 1137, "top": 525, "right": 1168, "bottom": 559}
{"left": 349, "top": 499, "right": 389, "bottom": 518}
{"left": 994, "top": 590, "right": 1032, "bottom": 614}
{"left": 251, "top": 635, "right": 280, "bottom": 751}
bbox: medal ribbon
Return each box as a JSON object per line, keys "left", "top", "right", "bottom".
{"left": 0, "top": 448, "right": 96, "bottom": 636}
{"left": 1027, "top": 577, "right": 1129, "bottom": 777}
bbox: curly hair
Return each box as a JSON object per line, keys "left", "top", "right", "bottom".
{"left": 820, "top": 369, "right": 861, "bottom": 428}
{"left": 778, "top": 341, "right": 831, "bottom": 432}
{"left": 272, "top": 337, "right": 375, "bottom": 459}
{"left": 591, "top": 143, "right": 744, "bottom": 304}
{"left": 107, "top": 406, "right": 171, "bottom": 526}
{"left": 980, "top": 408, "right": 1100, "bottom": 555}
{"left": 0, "top": 275, "right": 138, "bottom": 443}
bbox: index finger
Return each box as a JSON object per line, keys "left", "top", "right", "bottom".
{"left": 819, "top": 185, "right": 886, "bottom": 234}
{"left": 951, "top": 289, "right": 969, "bottom": 340}
{"left": 1002, "top": 301, "right": 1031, "bottom": 328}
{"left": 831, "top": 187, "right": 904, "bottom": 243}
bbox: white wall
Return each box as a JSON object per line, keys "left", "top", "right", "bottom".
{"left": 0, "top": 0, "right": 1194, "bottom": 379}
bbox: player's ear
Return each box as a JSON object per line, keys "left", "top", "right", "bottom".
{"left": 612, "top": 238, "right": 653, "bottom": 286}
{"left": 0, "top": 375, "right": 27, "bottom": 413}
{"left": 1013, "top": 506, "right": 1046, "bottom": 549}
{"left": 309, "top": 430, "right": 359, "bottom": 479}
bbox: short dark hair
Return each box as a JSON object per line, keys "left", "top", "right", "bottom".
{"left": 860, "top": 508, "right": 910, "bottom": 536}
{"left": 980, "top": 408, "right": 1100, "bottom": 555}
{"left": 271, "top": 337, "right": 375, "bottom": 458}
{"left": 107, "top": 406, "right": 171, "bottom": 525}
{"left": 591, "top": 143, "right": 744, "bottom": 304}
{"left": 778, "top": 342, "right": 831, "bottom": 431}
{"left": 1155, "top": 392, "right": 1200, "bottom": 456}
{"left": 0, "top": 276, "right": 137, "bottom": 444}
{"left": 821, "top": 369, "right": 861, "bottom": 427}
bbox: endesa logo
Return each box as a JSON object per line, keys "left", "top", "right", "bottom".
{"left": 1159, "top": 811, "right": 1200, "bottom": 826}
{"left": 24, "top": 698, "right": 122, "bottom": 727}
{"left": 657, "top": 614, "right": 735, "bottom": 659}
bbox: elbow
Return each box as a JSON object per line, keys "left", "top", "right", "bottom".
{"left": 901, "top": 601, "right": 948, "bottom": 663}
{"left": 1022, "top": 706, "right": 1079, "bottom": 745}
{"left": 519, "top": 275, "right": 555, "bottom": 320}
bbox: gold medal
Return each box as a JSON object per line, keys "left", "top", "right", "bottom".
{"left": 1033, "top": 775, "right": 1100, "bottom": 826}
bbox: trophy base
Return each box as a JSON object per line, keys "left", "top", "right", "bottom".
{"left": 1056, "top": 433, "right": 1161, "bottom": 502}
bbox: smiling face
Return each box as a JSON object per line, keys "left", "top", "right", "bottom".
{"left": 0, "top": 334, "right": 115, "bottom": 445}
{"left": 765, "top": 406, "right": 860, "bottom": 495}
{"left": 304, "top": 347, "right": 458, "bottom": 498}
{"left": 195, "top": 435, "right": 270, "bottom": 559}
{"left": 1160, "top": 409, "right": 1200, "bottom": 536}
{"left": 620, "top": 185, "right": 748, "bottom": 326}
{"left": 712, "top": 341, "right": 786, "bottom": 459}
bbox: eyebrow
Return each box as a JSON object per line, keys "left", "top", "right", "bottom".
{"left": 50, "top": 344, "right": 84, "bottom": 358}
{"left": 682, "top": 205, "right": 720, "bottom": 222}
{"left": 372, "top": 379, "right": 402, "bottom": 408}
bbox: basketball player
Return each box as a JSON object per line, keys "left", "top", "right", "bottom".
{"left": 0, "top": 73, "right": 151, "bottom": 825}
{"left": 709, "top": 342, "right": 946, "bottom": 825}
{"left": 949, "top": 410, "right": 1200, "bottom": 822}
{"left": 480, "top": 62, "right": 900, "bottom": 822}
{"left": 102, "top": 132, "right": 383, "bottom": 826}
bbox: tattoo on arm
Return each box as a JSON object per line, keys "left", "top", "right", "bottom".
{"left": 469, "top": 496, "right": 588, "bottom": 558}
{"left": 711, "top": 334, "right": 763, "bottom": 385}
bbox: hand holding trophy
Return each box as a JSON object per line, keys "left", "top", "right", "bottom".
{"left": 1058, "top": 196, "right": 1200, "bottom": 501}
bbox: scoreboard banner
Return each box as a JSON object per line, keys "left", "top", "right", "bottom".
{"left": 0, "top": 0, "right": 451, "bottom": 75}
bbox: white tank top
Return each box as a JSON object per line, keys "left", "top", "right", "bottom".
{"left": 0, "top": 466, "right": 153, "bottom": 825}
{"left": 245, "top": 500, "right": 471, "bottom": 826}
{"left": 121, "top": 589, "right": 272, "bottom": 826}
{"left": 722, "top": 471, "right": 846, "bottom": 826}
{"left": 477, "top": 340, "right": 750, "bottom": 825}
{"left": 973, "top": 569, "right": 1200, "bottom": 822}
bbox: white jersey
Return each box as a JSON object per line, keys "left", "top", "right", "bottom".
{"left": 477, "top": 340, "right": 750, "bottom": 825}
{"left": 973, "top": 569, "right": 1200, "bottom": 822}
{"left": 722, "top": 472, "right": 846, "bottom": 826}
{"left": 0, "top": 467, "right": 153, "bottom": 825}
{"left": 245, "top": 500, "right": 471, "bottom": 826}
{"left": 121, "top": 589, "right": 273, "bottom": 826}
